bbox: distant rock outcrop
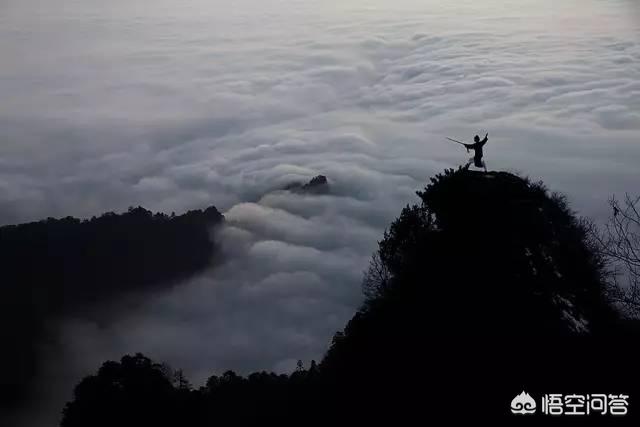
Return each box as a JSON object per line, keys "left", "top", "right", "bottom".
{"left": 285, "top": 175, "right": 329, "bottom": 194}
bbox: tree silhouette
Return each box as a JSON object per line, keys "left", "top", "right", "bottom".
{"left": 597, "top": 194, "right": 640, "bottom": 317}
{"left": 61, "top": 354, "right": 181, "bottom": 427}
{"left": 174, "top": 369, "right": 192, "bottom": 390}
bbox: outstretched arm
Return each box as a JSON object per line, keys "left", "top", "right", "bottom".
{"left": 481, "top": 133, "right": 489, "bottom": 145}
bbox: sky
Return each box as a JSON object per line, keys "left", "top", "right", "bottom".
{"left": 1, "top": 0, "right": 639, "bottom": 425}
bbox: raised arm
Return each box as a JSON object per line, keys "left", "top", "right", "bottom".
{"left": 480, "top": 133, "right": 488, "bottom": 146}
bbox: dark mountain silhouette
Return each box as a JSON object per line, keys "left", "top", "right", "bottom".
{"left": 56, "top": 169, "right": 640, "bottom": 424}
{"left": 285, "top": 174, "right": 329, "bottom": 194}
{"left": 319, "top": 168, "right": 638, "bottom": 422}
{"left": 0, "top": 205, "right": 223, "bottom": 411}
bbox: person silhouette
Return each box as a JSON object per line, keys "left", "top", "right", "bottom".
{"left": 463, "top": 133, "right": 489, "bottom": 172}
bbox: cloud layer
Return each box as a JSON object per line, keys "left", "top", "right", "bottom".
{"left": 1, "top": 0, "right": 639, "bottom": 425}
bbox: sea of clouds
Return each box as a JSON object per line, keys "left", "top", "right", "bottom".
{"left": 1, "top": 0, "right": 639, "bottom": 425}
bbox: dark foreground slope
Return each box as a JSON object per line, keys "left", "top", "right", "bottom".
{"left": 60, "top": 169, "right": 640, "bottom": 425}
{"left": 0, "top": 205, "right": 223, "bottom": 410}
{"left": 320, "top": 168, "right": 638, "bottom": 422}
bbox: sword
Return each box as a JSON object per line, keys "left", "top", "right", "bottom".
{"left": 446, "top": 137, "right": 466, "bottom": 146}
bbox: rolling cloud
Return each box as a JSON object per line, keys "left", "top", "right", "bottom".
{"left": 1, "top": 0, "right": 639, "bottom": 425}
